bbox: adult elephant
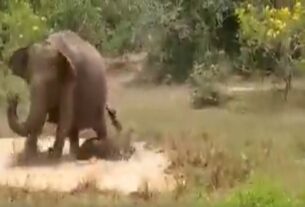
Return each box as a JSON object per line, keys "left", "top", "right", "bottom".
{"left": 6, "top": 30, "right": 122, "bottom": 160}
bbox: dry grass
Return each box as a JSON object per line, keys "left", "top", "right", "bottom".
{"left": 113, "top": 81, "right": 305, "bottom": 195}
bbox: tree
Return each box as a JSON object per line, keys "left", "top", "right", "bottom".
{"left": 236, "top": 0, "right": 305, "bottom": 100}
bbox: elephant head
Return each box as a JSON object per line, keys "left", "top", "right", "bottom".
{"left": 7, "top": 32, "right": 77, "bottom": 138}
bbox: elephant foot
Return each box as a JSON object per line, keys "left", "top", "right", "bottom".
{"left": 47, "top": 147, "right": 62, "bottom": 160}
{"left": 15, "top": 146, "right": 38, "bottom": 165}
{"left": 69, "top": 144, "right": 79, "bottom": 157}
{"left": 48, "top": 138, "right": 65, "bottom": 160}
{"left": 24, "top": 150, "right": 38, "bottom": 159}
{"left": 24, "top": 144, "right": 38, "bottom": 159}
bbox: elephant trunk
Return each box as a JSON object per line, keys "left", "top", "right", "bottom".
{"left": 7, "top": 84, "right": 48, "bottom": 137}
{"left": 7, "top": 97, "right": 29, "bottom": 137}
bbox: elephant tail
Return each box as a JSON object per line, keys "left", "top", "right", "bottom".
{"left": 106, "top": 105, "right": 122, "bottom": 132}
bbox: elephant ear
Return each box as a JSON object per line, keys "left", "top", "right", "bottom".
{"left": 48, "top": 31, "right": 81, "bottom": 78}
{"left": 8, "top": 47, "right": 29, "bottom": 78}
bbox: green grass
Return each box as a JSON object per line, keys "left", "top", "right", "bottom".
{"left": 2, "top": 78, "right": 305, "bottom": 205}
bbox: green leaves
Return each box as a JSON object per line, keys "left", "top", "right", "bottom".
{"left": 0, "top": 0, "right": 48, "bottom": 61}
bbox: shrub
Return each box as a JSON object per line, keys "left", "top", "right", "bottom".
{"left": 45, "top": 0, "right": 153, "bottom": 56}
{"left": 189, "top": 51, "right": 232, "bottom": 109}
{"left": 139, "top": 0, "right": 240, "bottom": 83}
{"left": 190, "top": 64, "right": 223, "bottom": 109}
{"left": 43, "top": 0, "right": 103, "bottom": 49}
{"left": 235, "top": 0, "right": 305, "bottom": 99}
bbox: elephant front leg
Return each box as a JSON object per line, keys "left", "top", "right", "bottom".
{"left": 49, "top": 127, "right": 68, "bottom": 159}
{"left": 24, "top": 134, "right": 38, "bottom": 159}
{"left": 49, "top": 82, "right": 75, "bottom": 160}
{"left": 94, "top": 108, "right": 108, "bottom": 140}
{"left": 7, "top": 86, "right": 47, "bottom": 160}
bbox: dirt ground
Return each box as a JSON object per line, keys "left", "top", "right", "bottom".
{"left": 0, "top": 137, "right": 175, "bottom": 194}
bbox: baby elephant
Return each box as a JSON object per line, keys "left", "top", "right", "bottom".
{"left": 77, "top": 135, "right": 136, "bottom": 161}
{"left": 76, "top": 137, "right": 122, "bottom": 160}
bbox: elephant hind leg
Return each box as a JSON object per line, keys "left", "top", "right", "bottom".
{"left": 69, "top": 127, "right": 79, "bottom": 156}
{"left": 94, "top": 108, "right": 108, "bottom": 140}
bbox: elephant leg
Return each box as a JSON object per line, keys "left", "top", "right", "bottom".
{"left": 94, "top": 108, "right": 108, "bottom": 140}
{"left": 69, "top": 127, "right": 79, "bottom": 156}
{"left": 49, "top": 82, "right": 75, "bottom": 159}
{"left": 7, "top": 84, "right": 47, "bottom": 160}
{"left": 24, "top": 134, "right": 38, "bottom": 158}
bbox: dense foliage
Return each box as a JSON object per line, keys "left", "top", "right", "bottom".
{"left": 1, "top": 0, "right": 305, "bottom": 106}
{"left": 236, "top": 0, "right": 305, "bottom": 80}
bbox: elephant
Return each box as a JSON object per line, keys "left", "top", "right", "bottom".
{"left": 6, "top": 30, "right": 122, "bottom": 160}
{"left": 76, "top": 137, "right": 121, "bottom": 160}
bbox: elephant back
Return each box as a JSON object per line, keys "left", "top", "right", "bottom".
{"left": 47, "top": 31, "right": 106, "bottom": 76}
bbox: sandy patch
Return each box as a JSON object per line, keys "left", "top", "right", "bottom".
{"left": 0, "top": 137, "right": 175, "bottom": 194}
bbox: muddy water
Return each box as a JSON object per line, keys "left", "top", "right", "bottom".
{"left": 0, "top": 137, "right": 175, "bottom": 194}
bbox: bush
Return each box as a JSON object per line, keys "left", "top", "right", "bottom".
{"left": 44, "top": 0, "right": 103, "bottom": 50}
{"left": 189, "top": 51, "right": 232, "bottom": 109}
{"left": 235, "top": 1, "right": 305, "bottom": 77}
{"left": 139, "top": 0, "right": 240, "bottom": 83}
{"left": 190, "top": 64, "right": 223, "bottom": 109}
{"left": 44, "top": 0, "right": 150, "bottom": 56}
